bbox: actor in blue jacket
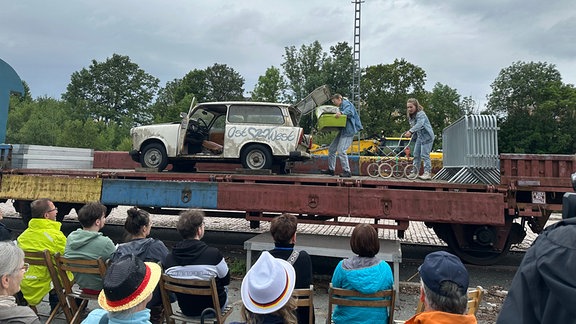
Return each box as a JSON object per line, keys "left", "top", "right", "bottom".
{"left": 321, "top": 93, "right": 363, "bottom": 178}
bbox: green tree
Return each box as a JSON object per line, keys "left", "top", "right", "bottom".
{"left": 361, "top": 59, "right": 427, "bottom": 138}
{"left": 282, "top": 41, "right": 327, "bottom": 102}
{"left": 486, "top": 61, "right": 563, "bottom": 118}
{"left": 204, "top": 63, "right": 245, "bottom": 101}
{"left": 486, "top": 61, "right": 574, "bottom": 153}
{"left": 322, "top": 42, "right": 354, "bottom": 97}
{"left": 62, "top": 54, "right": 160, "bottom": 127}
{"left": 460, "top": 96, "right": 479, "bottom": 115}
{"left": 426, "top": 83, "right": 463, "bottom": 147}
{"left": 7, "top": 97, "right": 66, "bottom": 145}
{"left": 250, "top": 66, "right": 287, "bottom": 102}
{"left": 150, "top": 79, "right": 193, "bottom": 123}
{"left": 175, "top": 69, "right": 210, "bottom": 103}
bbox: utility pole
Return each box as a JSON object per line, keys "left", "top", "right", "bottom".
{"left": 351, "top": 0, "right": 364, "bottom": 154}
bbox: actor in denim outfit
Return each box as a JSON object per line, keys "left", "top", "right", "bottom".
{"left": 404, "top": 98, "right": 435, "bottom": 180}
{"left": 322, "top": 94, "right": 363, "bottom": 178}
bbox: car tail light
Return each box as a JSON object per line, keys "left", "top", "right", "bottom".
{"left": 298, "top": 130, "right": 304, "bottom": 144}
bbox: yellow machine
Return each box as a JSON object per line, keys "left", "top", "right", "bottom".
{"left": 311, "top": 136, "right": 442, "bottom": 160}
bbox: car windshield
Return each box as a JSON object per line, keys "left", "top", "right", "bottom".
{"left": 190, "top": 108, "right": 217, "bottom": 126}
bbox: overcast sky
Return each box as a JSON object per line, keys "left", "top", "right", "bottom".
{"left": 2, "top": 0, "right": 575, "bottom": 109}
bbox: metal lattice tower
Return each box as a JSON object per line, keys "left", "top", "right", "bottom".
{"left": 351, "top": 0, "right": 363, "bottom": 107}
{"left": 351, "top": 0, "right": 364, "bottom": 153}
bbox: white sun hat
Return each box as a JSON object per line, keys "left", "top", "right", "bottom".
{"left": 241, "top": 251, "right": 296, "bottom": 314}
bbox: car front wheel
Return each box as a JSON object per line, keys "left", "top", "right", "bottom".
{"left": 241, "top": 144, "right": 273, "bottom": 170}
{"left": 140, "top": 143, "right": 168, "bottom": 171}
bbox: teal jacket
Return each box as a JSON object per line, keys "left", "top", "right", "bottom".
{"left": 331, "top": 256, "right": 394, "bottom": 324}
{"left": 64, "top": 228, "right": 116, "bottom": 290}
{"left": 82, "top": 308, "right": 151, "bottom": 324}
{"left": 17, "top": 218, "right": 68, "bottom": 306}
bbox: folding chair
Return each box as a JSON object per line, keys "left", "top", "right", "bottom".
{"left": 159, "top": 274, "right": 233, "bottom": 324}
{"left": 292, "top": 285, "right": 315, "bottom": 324}
{"left": 414, "top": 285, "right": 485, "bottom": 315}
{"left": 23, "top": 250, "right": 74, "bottom": 323}
{"left": 54, "top": 253, "right": 108, "bottom": 324}
{"left": 327, "top": 283, "right": 395, "bottom": 324}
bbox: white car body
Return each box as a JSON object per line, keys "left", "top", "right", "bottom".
{"left": 130, "top": 85, "right": 331, "bottom": 172}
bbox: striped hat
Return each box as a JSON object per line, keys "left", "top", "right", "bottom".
{"left": 241, "top": 251, "right": 296, "bottom": 314}
{"left": 98, "top": 254, "right": 161, "bottom": 312}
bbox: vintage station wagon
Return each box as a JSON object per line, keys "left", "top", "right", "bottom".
{"left": 129, "top": 85, "right": 331, "bottom": 172}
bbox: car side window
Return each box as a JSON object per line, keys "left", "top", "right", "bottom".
{"left": 229, "top": 105, "right": 284, "bottom": 125}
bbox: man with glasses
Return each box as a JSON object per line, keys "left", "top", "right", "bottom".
{"left": 17, "top": 198, "right": 68, "bottom": 311}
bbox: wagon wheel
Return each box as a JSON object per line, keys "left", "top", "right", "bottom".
{"left": 433, "top": 223, "right": 512, "bottom": 266}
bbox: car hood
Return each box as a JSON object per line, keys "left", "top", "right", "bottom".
{"left": 131, "top": 122, "right": 179, "bottom": 132}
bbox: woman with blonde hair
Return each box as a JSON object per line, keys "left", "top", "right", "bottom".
{"left": 404, "top": 98, "right": 435, "bottom": 180}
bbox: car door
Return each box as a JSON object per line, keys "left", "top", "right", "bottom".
{"left": 177, "top": 97, "right": 197, "bottom": 155}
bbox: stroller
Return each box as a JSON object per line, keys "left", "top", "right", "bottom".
{"left": 366, "top": 133, "right": 416, "bottom": 179}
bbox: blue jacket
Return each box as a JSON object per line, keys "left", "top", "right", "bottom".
{"left": 340, "top": 99, "right": 363, "bottom": 137}
{"left": 409, "top": 111, "right": 434, "bottom": 144}
{"left": 331, "top": 257, "right": 394, "bottom": 324}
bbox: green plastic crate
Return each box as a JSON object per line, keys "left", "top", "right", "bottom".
{"left": 317, "top": 113, "right": 347, "bottom": 132}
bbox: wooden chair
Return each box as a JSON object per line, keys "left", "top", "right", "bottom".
{"left": 54, "top": 253, "right": 108, "bottom": 324}
{"left": 466, "top": 286, "right": 484, "bottom": 315}
{"left": 159, "top": 273, "right": 233, "bottom": 324}
{"left": 414, "top": 285, "right": 485, "bottom": 315}
{"left": 23, "top": 250, "right": 74, "bottom": 323}
{"left": 292, "top": 285, "right": 315, "bottom": 324}
{"left": 327, "top": 283, "right": 396, "bottom": 324}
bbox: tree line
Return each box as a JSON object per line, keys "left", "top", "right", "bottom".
{"left": 7, "top": 42, "right": 576, "bottom": 154}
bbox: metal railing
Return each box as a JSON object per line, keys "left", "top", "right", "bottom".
{"left": 435, "top": 115, "right": 500, "bottom": 184}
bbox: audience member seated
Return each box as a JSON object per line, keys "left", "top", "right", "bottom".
{"left": 0, "top": 210, "right": 13, "bottom": 241}
{"left": 331, "top": 223, "right": 394, "bottom": 323}
{"left": 109, "top": 207, "right": 169, "bottom": 324}
{"left": 17, "top": 198, "right": 67, "bottom": 311}
{"left": 405, "top": 251, "right": 476, "bottom": 324}
{"left": 0, "top": 242, "right": 40, "bottom": 324}
{"left": 231, "top": 251, "right": 297, "bottom": 324}
{"left": 82, "top": 254, "right": 161, "bottom": 324}
{"left": 269, "top": 213, "right": 314, "bottom": 324}
{"left": 497, "top": 218, "right": 576, "bottom": 323}
{"left": 64, "top": 202, "right": 116, "bottom": 294}
{"left": 164, "top": 209, "right": 230, "bottom": 316}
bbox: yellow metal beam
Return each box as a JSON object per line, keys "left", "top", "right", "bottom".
{"left": 0, "top": 175, "right": 102, "bottom": 202}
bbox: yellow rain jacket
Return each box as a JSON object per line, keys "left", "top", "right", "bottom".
{"left": 17, "top": 218, "right": 69, "bottom": 306}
